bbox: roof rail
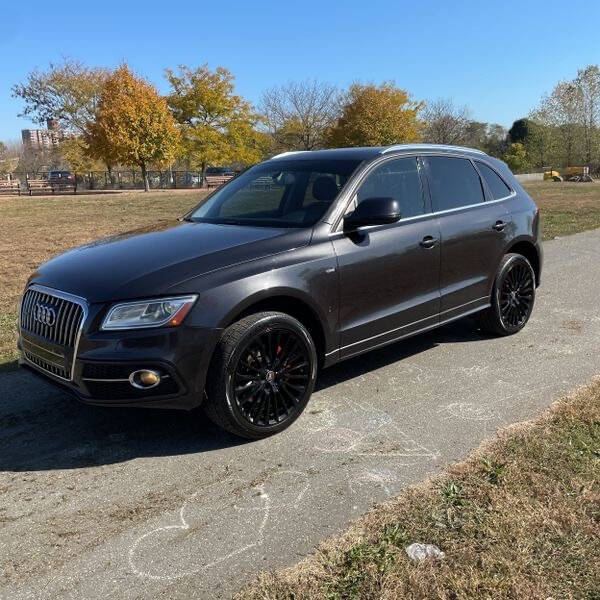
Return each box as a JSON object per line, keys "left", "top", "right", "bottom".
{"left": 270, "top": 150, "right": 310, "bottom": 159}
{"left": 381, "top": 144, "right": 487, "bottom": 156}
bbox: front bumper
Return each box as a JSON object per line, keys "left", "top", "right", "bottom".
{"left": 18, "top": 322, "right": 222, "bottom": 410}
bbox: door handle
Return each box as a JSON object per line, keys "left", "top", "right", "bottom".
{"left": 492, "top": 220, "right": 506, "bottom": 232}
{"left": 419, "top": 236, "right": 439, "bottom": 249}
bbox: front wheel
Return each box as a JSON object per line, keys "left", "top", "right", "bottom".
{"left": 203, "top": 311, "right": 318, "bottom": 439}
{"left": 476, "top": 253, "right": 536, "bottom": 336}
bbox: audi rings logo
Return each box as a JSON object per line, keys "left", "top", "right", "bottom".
{"left": 33, "top": 303, "right": 56, "bottom": 326}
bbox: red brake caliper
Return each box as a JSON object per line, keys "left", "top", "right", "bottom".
{"left": 277, "top": 345, "right": 290, "bottom": 380}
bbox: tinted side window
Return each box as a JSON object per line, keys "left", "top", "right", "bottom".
{"left": 426, "top": 156, "right": 484, "bottom": 212}
{"left": 477, "top": 162, "right": 511, "bottom": 200}
{"left": 357, "top": 158, "right": 425, "bottom": 218}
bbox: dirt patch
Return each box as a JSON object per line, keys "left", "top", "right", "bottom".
{"left": 561, "top": 319, "right": 584, "bottom": 333}
{"left": 0, "top": 484, "right": 187, "bottom": 585}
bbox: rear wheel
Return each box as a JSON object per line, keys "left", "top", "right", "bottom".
{"left": 476, "top": 253, "right": 536, "bottom": 336}
{"left": 203, "top": 311, "right": 317, "bottom": 439}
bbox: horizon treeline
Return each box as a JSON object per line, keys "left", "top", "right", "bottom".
{"left": 2, "top": 60, "right": 599, "bottom": 185}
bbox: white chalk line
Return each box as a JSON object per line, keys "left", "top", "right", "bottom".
{"left": 304, "top": 398, "right": 440, "bottom": 461}
{"left": 348, "top": 468, "right": 398, "bottom": 497}
{"left": 129, "top": 390, "right": 440, "bottom": 581}
{"left": 128, "top": 471, "right": 309, "bottom": 581}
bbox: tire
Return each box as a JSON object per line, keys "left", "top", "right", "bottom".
{"left": 475, "top": 253, "right": 536, "bottom": 336}
{"left": 203, "top": 311, "right": 318, "bottom": 439}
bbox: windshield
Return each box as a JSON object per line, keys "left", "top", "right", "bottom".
{"left": 188, "top": 159, "right": 362, "bottom": 227}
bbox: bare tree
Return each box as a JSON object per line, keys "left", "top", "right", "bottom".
{"left": 526, "top": 107, "right": 558, "bottom": 168}
{"left": 2, "top": 139, "right": 23, "bottom": 157}
{"left": 484, "top": 123, "right": 508, "bottom": 157}
{"left": 541, "top": 82, "right": 583, "bottom": 166}
{"left": 0, "top": 139, "right": 24, "bottom": 174}
{"left": 260, "top": 80, "right": 340, "bottom": 151}
{"left": 422, "top": 98, "right": 472, "bottom": 145}
{"left": 12, "top": 59, "right": 110, "bottom": 135}
{"left": 528, "top": 65, "right": 600, "bottom": 168}
{"left": 574, "top": 65, "right": 600, "bottom": 164}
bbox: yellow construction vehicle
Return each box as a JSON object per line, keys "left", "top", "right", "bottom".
{"left": 563, "top": 166, "right": 593, "bottom": 182}
{"left": 543, "top": 170, "right": 561, "bottom": 181}
{"left": 544, "top": 166, "right": 593, "bottom": 182}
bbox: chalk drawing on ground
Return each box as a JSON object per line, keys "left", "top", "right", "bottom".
{"left": 129, "top": 470, "right": 309, "bottom": 581}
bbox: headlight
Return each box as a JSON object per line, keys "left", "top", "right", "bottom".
{"left": 101, "top": 295, "right": 198, "bottom": 330}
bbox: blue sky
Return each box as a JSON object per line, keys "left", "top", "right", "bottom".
{"left": 1, "top": 0, "right": 599, "bottom": 140}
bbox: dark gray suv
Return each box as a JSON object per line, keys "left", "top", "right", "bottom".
{"left": 18, "top": 144, "right": 542, "bottom": 439}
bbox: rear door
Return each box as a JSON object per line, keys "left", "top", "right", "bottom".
{"left": 332, "top": 156, "right": 441, "bottom": 359}
{"left": 422, "top": 155, "right": 511, "bottom": 321}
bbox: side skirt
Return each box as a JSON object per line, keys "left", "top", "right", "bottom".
{"left": 326, "top": 301, "right": 490, "bottom": 365}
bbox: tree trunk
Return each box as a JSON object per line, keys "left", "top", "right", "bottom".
{"left": 201, "top": 161, "right": 207, "bottom": 188}
{"left": 585, "top": 129, "right": 592, "bottom": 165}
{"left": 141, "top": 162, "right": 149, "bottom": 192}
{"left": 107, "top": 164, "right": 115, "bottom": 186}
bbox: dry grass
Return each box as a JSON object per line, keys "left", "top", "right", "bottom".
{"left": 0, "top": 181, "right": 599, "bottom": 367}
{"left": 237, "top": 381, "right": 600, "bottom": 600}
{"left": 0, "top": 189, "right": 205, "bottom": 366}
{"left": 526, "top": 180, "right": 600, "bottom": 240}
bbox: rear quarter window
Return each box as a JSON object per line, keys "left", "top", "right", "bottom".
{"left": 476, "top": 162, "right": 512, "bottom": 200}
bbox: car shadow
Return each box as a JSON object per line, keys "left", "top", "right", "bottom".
{"left": 0, "top": 319, "right": 488, "bottom": 472}
{"left": 0, "top": 359, "right": 19, "bottom": 374}
{"left": 316, "top": 319, "right": 488, "bottom": 390}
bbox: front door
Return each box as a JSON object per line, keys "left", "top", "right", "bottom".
{"left": 332, "top": 156, "right": 441, "bottom": 359}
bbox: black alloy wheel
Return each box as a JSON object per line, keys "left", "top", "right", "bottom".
{"left": 204, "top": 312, "right": 317, "bottom": 439}
{"left": 499, "top": 261, "right": 534, "bottom": 329}
{"left": 476, "top": 253, "right": 536, "bottom": 336}
{"left": 232, "top": 328, "right": 311, "bottom": 427}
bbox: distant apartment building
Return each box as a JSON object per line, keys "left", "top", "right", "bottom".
{"left": 21, "top": 119, "right": 66, "bottom": 152}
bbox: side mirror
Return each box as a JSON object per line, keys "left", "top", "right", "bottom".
{"left": 343, "top": 197, "right": 401, "bottom": 229}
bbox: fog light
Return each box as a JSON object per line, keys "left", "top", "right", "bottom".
{"left": 129, "top": 369, "right": 161, "bottom": 389}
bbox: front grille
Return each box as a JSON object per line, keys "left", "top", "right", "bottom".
{"left": 20, "top": 288, "right": 84, "bottom": 347}
{"left": 20, "top": 286, "right": 86, "bottom": 380}
{"left": 23, "top": 347, "right": 69, "bottom": 379}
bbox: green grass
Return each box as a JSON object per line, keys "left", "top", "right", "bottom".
{"left": 524, "top": 180, "right": 600, "bottom": 240}
{"left": 237, "top": 381, "right": 600, "bottom": 600}
{"left": 0, "top": 313, "right": 19, "bottom": 371}
{"left": 541, "top": 207, "right": 600, "bottom": 240}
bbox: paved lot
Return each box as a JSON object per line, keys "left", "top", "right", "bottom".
{"left": 1, "top": 229, "right": 599, "bottom": 599}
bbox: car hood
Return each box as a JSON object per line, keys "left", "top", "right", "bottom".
{"left": 29, "top": 220, "right": 311, "bottom": 302}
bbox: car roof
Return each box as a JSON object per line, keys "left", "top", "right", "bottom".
{"left": 267, "top": 144, "right": 487, "bottom": 163}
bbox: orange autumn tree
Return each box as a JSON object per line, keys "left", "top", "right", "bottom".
{"left": 327, "top": 82, "right": 423, "bottom": 147}
{"left": 87, "top": 65, "right": 179, "bottom": 191}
